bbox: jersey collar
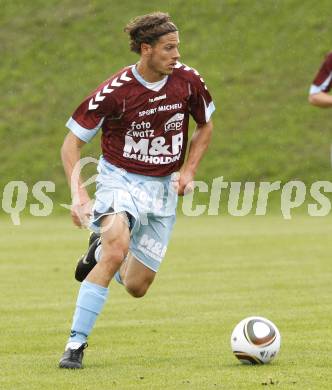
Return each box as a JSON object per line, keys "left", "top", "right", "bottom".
{"left": 131, "top": 65, "right": 168, "bottom": 92}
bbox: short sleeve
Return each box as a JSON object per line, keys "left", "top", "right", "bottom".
{"left": 66, "top": 80, "right": 117, "bottom": 142}
{"left": 188, "top": 72, "right": 215, "bottom": 125}
{"left": 309, "top": 53, "right": 332, "bottom": 95}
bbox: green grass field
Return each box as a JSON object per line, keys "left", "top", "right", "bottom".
{"left": 2, "top": 1, "right": 332, "bottom": 388}
{"left": 1, "top": 215, "right": 331, "bottom": 389}
{"left": 2, "top": 0, "right": 332, "bottom": 205}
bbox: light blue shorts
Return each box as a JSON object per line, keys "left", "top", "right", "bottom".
{"left": 90, "top": 157, "right": 178, "bottom": 272}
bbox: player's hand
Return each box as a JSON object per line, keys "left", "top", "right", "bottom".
{"left": 71, "top": 193, "right": 93, "bottom": 228}
{"left": 173, "top": 170, "right": 195, "bottom": 196}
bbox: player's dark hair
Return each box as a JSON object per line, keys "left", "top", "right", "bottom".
{"left": 124, "top": 12, "right": 178, "bottom": 54}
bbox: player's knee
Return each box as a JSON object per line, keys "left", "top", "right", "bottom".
{"left": 125, "top": 282, "right": 149, "bottom": 298}
{"left": 103, "top": 250, "right": 125, "bottom": 267}
{"left": 100, "top": 241, "right": 127, "bottom": 268}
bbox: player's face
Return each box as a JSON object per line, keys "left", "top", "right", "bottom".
{"left": 148, "top": 32, "right": 180, "bottom": 76}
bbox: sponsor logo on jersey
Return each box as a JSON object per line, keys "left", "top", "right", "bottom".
{"left": 126, "top": 121, "right": 155, "bottom": 138}
{"left": 158, "top": 103, "right": 182, "bottom": 112}
{"left": 138, "top": 234, "right": 167, "bottom": 262}
{"left": 139, "top": 108, "right": 158, "bottom": 117}
{"left": 164, "top": 113, "right": 184, "bottom": 132}
{"left": 129, "top": 120, "right": 152, "bottom": 130}
{"left": 149, "top": 94, "right": 166, "bottom": 103}
{"left": 123, "top": 133, "right": 183, "bottom": 165}
{"left": 127, "top": 183, "right": 164, "bottom": 210}
{"left": 138, "top": 103, "right": 183, "bottom": 117}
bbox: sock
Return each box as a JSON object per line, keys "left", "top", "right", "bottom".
{"left": 68, "top": 280, "right": 109, "bottom": 345}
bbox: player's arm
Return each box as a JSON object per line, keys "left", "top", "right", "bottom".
{"left": 177, "top": 68, "right": 215, "bottom": 195}
{"left": 62, "top": 78, "right": 115, "bottom": 226}
{"left": 308, "top": 92, "right": 332, "bottom": 108}
{"left": 61, "top": 132, "right": 91, "bottom": 227}
{"left": 177, "top": 120, "right": 213, "bottom": 195}
{"left": 308, "top": 53, "right": 332, "bottom": 108}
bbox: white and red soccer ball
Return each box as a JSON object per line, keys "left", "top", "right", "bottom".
{"left": 231, "top": 316, "right": 281, "bottom": 364}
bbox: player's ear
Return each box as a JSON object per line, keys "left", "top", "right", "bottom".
{"left": 141, "top": 43, "right": 152, "bottom": 56}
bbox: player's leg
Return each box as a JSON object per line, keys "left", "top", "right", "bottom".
{"left": 59, "top": 213, "right": 129, "bottom": 369}
{"left": 117, "top": 213, "right": 177, "bottom": 298}
{"left": 74, "top": 213, "right": 134, "bottom": 282}
{"left": 87, "top": 213, "right": 130, "bottom": 286}
{"left": 120, "top": 253, "right": 156, "bottom": 298}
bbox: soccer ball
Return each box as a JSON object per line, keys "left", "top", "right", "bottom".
{"left": 230, "top": 316, "right": 281, "bottom": 364}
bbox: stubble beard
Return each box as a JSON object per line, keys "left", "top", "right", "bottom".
{"left": 148, "top": 57, "right": 171, "bottom": 78}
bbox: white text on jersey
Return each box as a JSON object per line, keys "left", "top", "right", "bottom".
{"left": 149, "top": 94, "right": 166, "bottom": 103}
{"left": 123, "top": 134, "right": 183, "bottom": 165}
{"left": 139, "top": 103, "right": 183, "bottom": 117}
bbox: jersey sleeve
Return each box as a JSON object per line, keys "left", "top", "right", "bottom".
{"left": 309, "top": 53, "right": 332, "bottom": 95}
{"left": 66, "top": 80, "right": 117, "bottom": 142}
{"left": 188, "top": 71, "right": 215, "bottom": 125}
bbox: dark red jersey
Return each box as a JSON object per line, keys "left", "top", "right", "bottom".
{"left": 310, "top": 52, "right": 332, "bottom": 94}
{"left": 66, "top": 62, "right": 215, "bottom": 176}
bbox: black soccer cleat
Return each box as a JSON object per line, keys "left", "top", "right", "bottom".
{"left": 75, "top": 232, "right": 101, "bottom": 282}
{"left": 87, "top": 232, "right": 100, "bottom": 247}
{"left": 59, "top": 342, "right": 88, "bottom": 369}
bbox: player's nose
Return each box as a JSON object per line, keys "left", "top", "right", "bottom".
{"left": 173, "top": 48, "right": 180, "bottom": 60}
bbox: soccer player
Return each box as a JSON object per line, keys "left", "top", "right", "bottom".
{"left": 309, "top": 52, "right": 332, "bottom": 107}
{"left": 59, "top": 12, "right": 215, "bottom": 369}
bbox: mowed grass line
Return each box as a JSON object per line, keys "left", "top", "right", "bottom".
{"left": 0, "top": 215, "right": 331, "bottom": 389}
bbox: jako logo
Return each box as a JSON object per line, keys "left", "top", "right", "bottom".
{"left": 164, "top": 113, "right": 184, "bottom": 132}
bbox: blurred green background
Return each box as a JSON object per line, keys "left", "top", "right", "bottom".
{"left": 1, "top": 0, "right": 332, "bottom": 212}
